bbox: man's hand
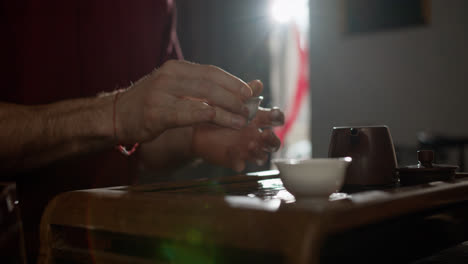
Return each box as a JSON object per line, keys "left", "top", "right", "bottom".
{"left": 136, "top": 80, "right": 284, "bottom": 175}
{"left": 191, "top": 80, "right": 284, "bottom": 172}
{"left": 115, "top": 60, "right": 253, "bottom": 144}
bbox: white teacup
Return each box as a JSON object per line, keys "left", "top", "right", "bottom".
{"left": 273, "top": 158, "right": 352, "bottom": 198}
{"left": 244, "top": 96, "right": 263, "bottom": 121}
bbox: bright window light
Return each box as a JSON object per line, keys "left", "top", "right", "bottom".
{"left": 271, "top": 0, "right": 309, "bottom": 26}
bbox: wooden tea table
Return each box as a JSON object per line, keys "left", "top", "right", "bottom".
{"left": 38, "top": 171, "right": 468, "bottom": 264}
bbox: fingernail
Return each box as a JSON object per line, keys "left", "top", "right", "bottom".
{"left": 251, "top": 80, "right": 262, "bottom": 92}
{"left": 271, "top": 109, "right": 285, "bottom": 126}
{"left": 242, "top": 86, "right": 252, "bottom": 98}
{"left": 232, "top": 115, "right": 246, "bottom": 129}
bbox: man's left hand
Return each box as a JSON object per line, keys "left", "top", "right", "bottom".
{"left": 191, "top": 80, "right": 284, "bottom": 172}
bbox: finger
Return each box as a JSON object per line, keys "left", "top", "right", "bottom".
{"left": 255, "top": 154, "right": 269, "bottom": 166}
{"left": 212, "top": 106, "right": 247, "bottom": 129}
{"left": 163, "top": 99, "right": 216, "bottom": 128}
{"left": 164, "top": 77, "right": 249, "bottom": 117}
{"left": 227, "top": 147, "right": 246, "bottom": 173}
{"left": 247, "top": 141, "right": 269, "bottom": 166}
{"left": 162, "top": 60, "right": 253, "bottom": 99}
{"left": 259, "top": 129, "right": 281, "bottom": 152}
{"left": 247, "top": 80, "right": 264, "bottom": 97}
{"left": 253, "top": 107, "right": 285, "bottom": 128}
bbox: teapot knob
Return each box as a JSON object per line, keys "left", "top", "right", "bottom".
{"left": 418, "top": 150, "right": 434, "bottom": 168}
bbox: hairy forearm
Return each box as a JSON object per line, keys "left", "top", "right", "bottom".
{"left": 0, "top": 95, "right": 115, "bottom": 173}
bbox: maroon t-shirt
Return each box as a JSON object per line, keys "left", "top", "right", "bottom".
{"left": 1, "top": 0, "right": 182, "bottom": 261}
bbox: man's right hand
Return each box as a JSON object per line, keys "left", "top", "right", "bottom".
{"left": 115, "top": 60, "right": 253, "bottom": 144}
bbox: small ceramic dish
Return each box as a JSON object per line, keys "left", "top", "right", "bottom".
{"left": 273, "top": 158, "right": 352, "bottom": 198}
{"left": 245, "top": 96, "right": 263, "bottom": 121}
{"left": 396, "top": 150, "right": 458, "bottom": 186}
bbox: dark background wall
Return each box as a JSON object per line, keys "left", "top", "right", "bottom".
{"left": 174, "top": 0, "right": 273, "bottom": 174}
{"left": 309, "top": 0, "right": 468, "bottom": 166}
{"left": 175, "top": 0, "right": 468, "bottom": 167}
{"left": 176, "top": 0, "right": 273, "bottom": 106}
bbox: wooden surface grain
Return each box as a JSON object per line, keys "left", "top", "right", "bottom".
{"left": 38, "top": 172, "right": 468, "bottom": 264}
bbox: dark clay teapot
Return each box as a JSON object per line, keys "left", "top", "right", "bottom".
{"left": 328, "top": 125, "right": 398, "bottom": 188}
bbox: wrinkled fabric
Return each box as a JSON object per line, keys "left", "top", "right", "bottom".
{"left": 0, "top": 0, "right": 182, "bottom": 261}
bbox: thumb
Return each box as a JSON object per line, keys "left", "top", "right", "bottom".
{"left": 248, "top": 80, "right": 263, "bottom": 97}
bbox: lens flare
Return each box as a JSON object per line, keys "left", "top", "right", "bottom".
{"left": 271, "top": 0, "right": 309, "bottom": 26}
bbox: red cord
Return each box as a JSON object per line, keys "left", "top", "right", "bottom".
{"left": 116, "top": 143, "right": 140, "bottom": 156}
{"left": 113, "top": 91, "right": 139, "bottom": 156}
{"left": 275, "top": 25, "right": 309, "bottom": 143}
